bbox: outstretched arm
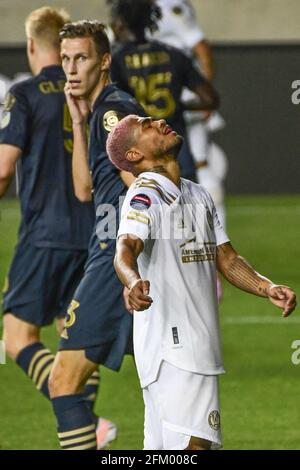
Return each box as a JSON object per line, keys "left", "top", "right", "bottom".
{"left": 65, "top": 83, "right": 92, "bottom": 202}
{"left": 217, "top": 242, "right": 297, "bottom": 317}
{"left": 114, "top": 234, "right": 153, "bottom": 312}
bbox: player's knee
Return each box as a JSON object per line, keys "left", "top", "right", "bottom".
{"left": 2, "top": 315, "right": 39, "bottom": 361}
{"left": 185, "top": 436, "right": 211, "bottom": 451}
{"left": 55, "top": 317, "right": 65, "bottom": 336}
{"left": 48, "top": 362, "right": 68, "bottom": 398}
{"left": 48, "top": 359, "right": 69, "bottom": 398}
{"left": 48, "top": 355, "right": 83, "bottom": 398}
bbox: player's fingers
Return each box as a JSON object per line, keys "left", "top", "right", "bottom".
{"left": 270, "top": 286, "right": 285, "bottom": 300}
{"left": 282, "top": 287, "right": 296, "bottom": 302}
{"left": 143, "top": 280, "right": 150, "bottom": 296}
{"left": 131, "top": 287, "right": 152, "bottom": 303}
{"left": 130, "top": 297, "right": 152, "bottom": 311}
{"left": 123, "top": 288, "right": 133, "bottom": 313}
{"left": 283, "top": 296, "right": 297, "bottom": 317}
{"left": 136, "top": 294, "right": 153, "bottom": 303}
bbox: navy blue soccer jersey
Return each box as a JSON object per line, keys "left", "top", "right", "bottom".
{"left": 85, "top": 83, "right": 145, "bottom": 271}
{"left": 111, "top": 40, "right": 204, "bottom": 129}
{"left": 0, "top": 65, "right": 94, "bottom": 250}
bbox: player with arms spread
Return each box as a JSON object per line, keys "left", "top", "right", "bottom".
{"left": 107, "top": 115, "right": 296, "bottom": 450}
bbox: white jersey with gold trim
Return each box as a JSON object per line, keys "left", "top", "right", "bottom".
{"left": 118, "top": 172, "right": 229, "bottom": 388}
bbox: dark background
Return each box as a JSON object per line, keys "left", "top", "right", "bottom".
{"left": 1, "top": 44, "right": 299, "bottom": 195}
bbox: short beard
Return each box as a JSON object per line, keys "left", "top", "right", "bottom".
{"left": 171, "top": 135, "right": 184, "bottom": 157}
{"left": 153, "top": 135, "right": 184, "bottom": 161}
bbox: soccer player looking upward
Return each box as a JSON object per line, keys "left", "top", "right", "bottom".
{"left": 108, "top": 0, "right": 219, "bottom": 181}
{"left": 48, "top": 20, "right": 145, "bottom": 450}
{"left": 108, "top": 115, "right": 297, "bottom": 450}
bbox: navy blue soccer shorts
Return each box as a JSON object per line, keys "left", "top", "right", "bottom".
{"left": 2, "top": 237, "right": 87, "bottom": 327}
{"left": 59, "top": 257, "right": 133, "bottom": 371}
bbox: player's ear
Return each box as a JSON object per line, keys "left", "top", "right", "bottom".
{"left": 27, "top": 37, "right": 34, "bottom": 55}
{"left": 101, "top": 53, "right": 111, "bottom": 72}
{"left": 126, "top": 148, "right": 143, "bottom": 164}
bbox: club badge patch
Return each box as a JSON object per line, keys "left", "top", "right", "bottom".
{"left": 103, "top": 110, "right": 120, "bottom": 132}
{"left": 208, "top": 410, "right": 220, "bottom": 431}
{"left": 1, "top": 112, "right": 11, "bottom": 129}
{"left": 130, "top": 194, "right": 152, "bottom": 211}
{"left": 3, "top": 92, "right": 16, "bottom": 112}
{"left": 172, "top": 6, "right": 183, "bottom": 15}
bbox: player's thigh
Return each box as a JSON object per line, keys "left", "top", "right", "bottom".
{"left": 55, "top": 317, "right": 65, "bottom": 336}
{"left": 2, "top": 313, "right": 40, "bottom": 359}
{"left": 143, "top": 384, "right": 163, "bottom": 450}
{"left": 49, "top": 349, "right": 98, "bottom": 397}
{"left": 186, "top": 436, "right": 212, "bottom": 451}
{"left": 59, "top": 261, "right": 132, "bottom": 371}
{"left": 154, "top": 362, "right": 221, "bottom": 450}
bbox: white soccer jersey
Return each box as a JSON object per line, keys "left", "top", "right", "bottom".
{"left": 150, "top": 0, "right": 205, "bottom": 53}
{"left": 118, "top": 172, "right": 229, "bottom": 388}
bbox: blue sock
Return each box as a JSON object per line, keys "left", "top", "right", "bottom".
{"left": 16, "top": 342, "right": 54, "bottom": 399}
{"left": 52, "top": 394, "right": 97, "bottom": 450}
{"left": 16, "top": 343, "right": 100, "bottom": 410}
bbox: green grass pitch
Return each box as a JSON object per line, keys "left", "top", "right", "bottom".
{"left": 0, "top": 195, "right": 299, "bottom": 450}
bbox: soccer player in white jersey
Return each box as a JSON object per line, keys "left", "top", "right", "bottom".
{"left": 151, "top": 0, "right": 228, "bottom": 228}
{"left": 107, "top": 115, "right": 297, "bottom": 450}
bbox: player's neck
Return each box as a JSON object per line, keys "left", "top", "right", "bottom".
{"left": 119, "top": 29, "right": 145, "bottom": 43}
{"left": 31, "top": 54, "right": 61, "bottom": 76}
{"left": 89, "top": 73, "right": 112, "bottom": 110}
{"left": 145, "top": 160, "right": 181, "bottom": 188}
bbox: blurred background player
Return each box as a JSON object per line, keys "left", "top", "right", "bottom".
{"left": 107, "top": 0, "right": 219, "bottom": 182}
{"left": 0, "top": 7, "right": 114, "bottom": 449}
{"left": 151, "top": 0, "right": 228, "bottom": 229}
{"left": 48, "top": 20, "right": 145, "bottom": 450}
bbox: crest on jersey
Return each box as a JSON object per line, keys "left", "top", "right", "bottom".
{"left": 1, "top": 112, "right": 11, "bottom": 129}
{"left": 3, "top": 92, "right": 16, "bottom": 112}
{"left": 103, "top": 110, "right": 120, "bottom": 132}
{"left": 172, "top": 6, "right": 183, "bottom": 15}
{"left": 208, "top": 410, "right": 220, "bottom": 431}
{"left": 206, "top": 208, "right": 214, "bottom": 230}
{"left": 130, "top": 194, "right": 152, "bottom": 211}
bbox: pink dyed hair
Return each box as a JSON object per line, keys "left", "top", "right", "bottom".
{"left": 106, "top": 114, "right": 139, "bottom": 173}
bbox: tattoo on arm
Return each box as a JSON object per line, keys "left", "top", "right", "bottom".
{"left": 221, "top": 253, "right": 270, "bottom": 297}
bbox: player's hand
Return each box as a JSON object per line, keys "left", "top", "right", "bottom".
{"left": 64, "top": 82, "right": 90, "bottom": 125}
{"left": 201, "top": 110, "right": 213, "bottom": 121}
{"left": 128, "top": 279, "right": 153, "bottom": 312}
{"left": 123, "top": 287, "right": 133, "bottom": 314}
{"left": 266, "top": 284, "right": 297, "bottom": 317}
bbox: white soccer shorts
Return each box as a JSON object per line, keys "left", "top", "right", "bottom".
{"left": 142, "top": 361, "right": 222, "bottom": 450}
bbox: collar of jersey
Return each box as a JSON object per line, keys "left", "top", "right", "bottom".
{"left": 139, "top": 171, "right": 181, "bottom": 199}
{"left": 40, "top": 65, "right": 63, "bottom": 76}
{"left": 93, "top": 83, "right": 118, "bottom": 110}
